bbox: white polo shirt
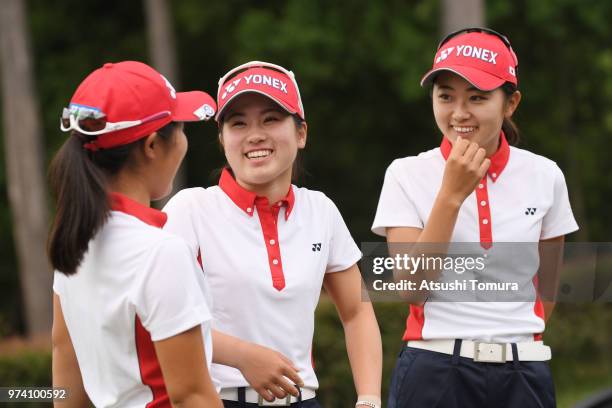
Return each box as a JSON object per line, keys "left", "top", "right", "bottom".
{"left": 53, "top": 193, "right": 213, "bottom": 408}
{"left": 372, "top": 135, "right": 578, "bottom": 343}
{"left": 163, "top": 168, "right": 362, "bottom": 389}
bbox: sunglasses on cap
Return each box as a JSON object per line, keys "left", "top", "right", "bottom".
{"left": 438, "top": 27, "right": 518, "bottom": 66}
{"left": 217, "top": 61, "right": 305, "bottom": 117}
{"left": 60, "top": 103, "right": 171, "bottom": 135}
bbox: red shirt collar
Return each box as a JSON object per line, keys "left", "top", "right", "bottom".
{"left": 219, "top": 168, "right": 295, "bottom": 220}
{"left": 109, "top": 192, "right": 167, "bottom": 228}
{"left": 440, "top": 132, "right": 510, "bottom": 182}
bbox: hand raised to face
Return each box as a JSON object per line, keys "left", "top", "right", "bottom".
{"left": 439, "top": 137, "right": 490, "bottom": 206}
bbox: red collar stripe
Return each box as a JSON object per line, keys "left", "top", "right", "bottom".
{"left": 110, "top": 192, "right": 167, "bottom": 228}
{"left": 218, "top": 168, "right": 295, "bottom": 220}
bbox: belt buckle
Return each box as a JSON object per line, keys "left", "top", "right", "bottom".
{"left": 473, "top": 341, "right": 506, "bottom": 363}
{"left": 258, "top": 394, "right": 292, "bottom": 406}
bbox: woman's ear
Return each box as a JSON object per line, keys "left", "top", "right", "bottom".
{"left": 142, "top": 132, "right": 159, "bottom": 160}
{"left": 297, "top": 121, "right": 308, "bottom": 149}
{"left": 218, "top": 131, "right": 224, "bottom": 147}
{"left": 504, "top": 90, "right": 522, "bottom": 118}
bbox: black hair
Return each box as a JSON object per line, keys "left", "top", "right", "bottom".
{"left": 47, "top": 122, "right": 178, "bottom": 276}
{"left": 500, "top": 82, "right": 520, "bottom": 145}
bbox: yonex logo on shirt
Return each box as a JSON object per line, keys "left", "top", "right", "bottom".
{"left": 436, "top": 44, "right": 499, "bottom": 64}
{"left": 525, "top": 208, "right": 537, "bottom": 215}
{"left": 312, "top": 243, "right": 322, "bottom": 251}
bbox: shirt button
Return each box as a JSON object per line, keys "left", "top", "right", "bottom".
{"left": 272, "top": 259, "right": 279, "bottom": 265}
{"left": 482, "top": 219, "right": 489, "bottom": 225}
{"left": 492, "top": 172, "right": 497, "bottom": 178}
{"left": 246, "top": 207, "right": 252, "bottom": 213}
{"left": 480, "top": 200, "right": 487, "bottom": 206}
{"left": 269, "top": 239, "right": 276, "bottom": 245}
{"left": 478, "top": 184, "right": 484, "bottom": 189}
{"left": 277, "top": 202, "right": 283, "bottom": 207}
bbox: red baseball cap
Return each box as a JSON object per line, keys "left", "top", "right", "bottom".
{"left": 216, "top": 61, "right": 305, "bottom": 121}
{"left": 67, "top": 61, "right": 216, "bottom": 150}
{"left": 420, "top": 29, "right": 518, "bottom": 91}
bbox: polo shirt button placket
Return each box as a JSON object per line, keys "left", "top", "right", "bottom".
{"left": 256, "top": 198, "right": 286, "bottom": 291}
{"left": 476, "top": 176, "right": 493, "bottom": 249}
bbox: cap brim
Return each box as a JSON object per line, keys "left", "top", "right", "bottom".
{"left": 215, "top": 89, "right": 298, "bottom": 121}
{"left": 420, "top": 66, "right": 506, "bottom": 91}
{"left": 173, "top": 91, "right": 217, "bottom": 121}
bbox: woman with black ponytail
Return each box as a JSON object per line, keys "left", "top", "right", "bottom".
{"left": 49, "top": 61, "right": 222, "bottom": 408}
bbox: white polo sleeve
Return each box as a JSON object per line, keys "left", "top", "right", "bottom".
{"left": 132, "top": 237, "right": 212, "bottom": 342}
{"left": 53, "top": 270, "right": 66, "bottom": 296}
{"left": 372, "top": 159, "right": 423, "bottom": 236}
{"left": 540, "top": 165, "right": 579, "bottom": 240}
{"left": 163, "top": 189, "right": 200, "bottom": 257}
{"left": 326, "top": 197, "right": 362, "bottom": 273}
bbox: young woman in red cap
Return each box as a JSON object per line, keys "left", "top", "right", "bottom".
{"left": 163, "top": 61, "right": 382, "bottom": 407}
{"left": 372, "top": 28, "right": 578, "bottom": 407}
{"left": 49, "top": 61, "right": 222, "bottom": 408}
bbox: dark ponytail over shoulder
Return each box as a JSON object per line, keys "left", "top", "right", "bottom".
{"left": 48, "top": 122, "right": 178, "bottom": 276}
{"left": 501, "top": 82, "right": 520, "bottom": 145}
{"left": 48, "top": 133, "right": 111, "bottom": 276}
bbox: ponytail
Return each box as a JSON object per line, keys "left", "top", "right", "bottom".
{"left": 501, "top": 83, "right": 520, "bottom": 145}
{"left": 48, "top": 133, "right": 111, "bottom": 275}
{"left": 48, "top": 122, "right": 178, "bottom": 275}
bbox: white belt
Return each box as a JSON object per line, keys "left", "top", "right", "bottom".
{"left": 219, "top": 387, "right": 316, "bottom": 406}
{"left": 407, "top": 339, "right": 551, "bottom": 363}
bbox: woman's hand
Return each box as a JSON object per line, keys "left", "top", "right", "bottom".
{"left": 236, "top": 342, "right": 304, "bottom": 402}
{"left": 439, "top": 137, "right": 490, "bottom": 206}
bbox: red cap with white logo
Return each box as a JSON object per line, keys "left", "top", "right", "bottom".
{"left": 69, "top": 61, "right": 216, "bottom": 149}
{"left": 420, "top": 30, "right": 518, "bottom": 91}
{"left": 216, "top": 61, "right": 305, "bottom": 121}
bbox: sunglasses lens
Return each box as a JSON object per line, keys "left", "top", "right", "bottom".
{"left": 78, "top": 116, "right": 107, "bottom": 132}
{"left": 61, "top": 106, "right": 108, "bottom": 133}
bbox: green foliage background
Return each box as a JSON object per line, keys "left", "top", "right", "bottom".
{"left": 0, "top": 0, "right": 610, "bottom": 405}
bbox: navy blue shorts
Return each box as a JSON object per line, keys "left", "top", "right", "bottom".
{"left": 388, "top": 340, "right": 556, "bottom": 408}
